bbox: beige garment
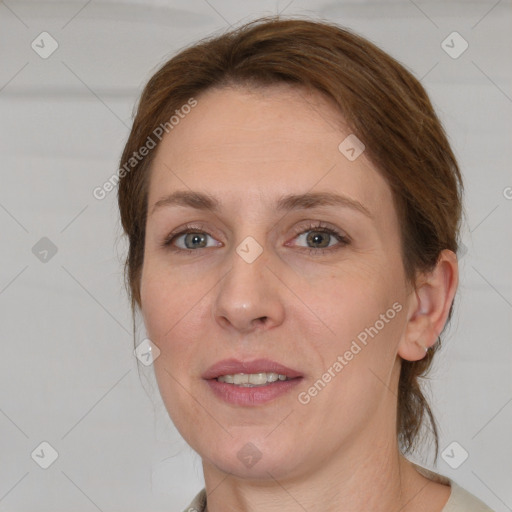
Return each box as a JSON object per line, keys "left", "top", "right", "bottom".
{"left": 413, "top": 463, "right": 494, "bottom": 512}
{"left": 183, "top": 464, "right": 495, "bottom": 512}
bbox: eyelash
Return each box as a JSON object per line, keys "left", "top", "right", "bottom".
{"left": 161, "top": 223, "right": 210, "bottom": 254}
{"left": 161, "top": 221, "right": 350, "bottom": 256}
{"left": 289, "top": 222, "right": 350, "bottom": 255}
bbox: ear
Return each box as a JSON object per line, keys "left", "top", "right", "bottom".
{"left": 398, "top": 249, "right": 459, "bottom": 362}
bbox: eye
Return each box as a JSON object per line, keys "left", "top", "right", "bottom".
{"left": 175, "top": 232, "right": 217, "bottom": 250}
{"left": 288, "top": 223, "right": 350, "bottom": 254}
{"left": 296, "top": 230, "right": 337, "bottom": 249}
{"left": 161, "top": 223, "right": 222, "bottom": 252}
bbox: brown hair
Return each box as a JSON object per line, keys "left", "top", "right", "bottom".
{"left": 117, "top": 16, "right": 463, "bottom": 458}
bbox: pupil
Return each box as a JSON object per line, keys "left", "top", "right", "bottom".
{"left": 186, "top": 233, "right": 206, "bottom": 248}
{"left": 307, "top": 231, "right": 329, "bottom": 248}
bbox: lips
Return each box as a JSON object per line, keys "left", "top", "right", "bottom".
{"left": 202, "top": 358, "right": 303, "bottom": 380}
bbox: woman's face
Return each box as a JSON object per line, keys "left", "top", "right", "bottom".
{"left": 140, "top": 85, "right": 414, "bottom": 480}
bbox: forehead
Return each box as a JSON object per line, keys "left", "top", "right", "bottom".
{"left": 147, "top": 85, "right": 394, "bottom": 214}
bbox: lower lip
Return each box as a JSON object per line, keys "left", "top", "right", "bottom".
{"left": 205, "top": 378, "right": 303, "bottom": 406}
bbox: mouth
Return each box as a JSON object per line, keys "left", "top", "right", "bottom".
{"left": 216, "top": 372, "right": 293, "bottom": 387}
{"left": 202, "top": 358, "right": 303, "bottom": 406}
{"left": 202, "top": 358, "right": 303, "bottom": 382}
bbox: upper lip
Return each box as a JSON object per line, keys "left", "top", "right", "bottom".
{"left": 202, "top": 358, "right": 303, "bottom": 380}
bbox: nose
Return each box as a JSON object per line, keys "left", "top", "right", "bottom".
{"left": 212, "top": 246, "right": 286, "bottom": 334}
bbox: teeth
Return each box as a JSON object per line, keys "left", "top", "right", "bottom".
{"left": 217, "top": 372, "right": 289, "bottom": 386}
{"left": 267, "top": 373, "right": 279, "bottom": 383}
{"left": 233, "top": 374, "right": 249, "bottom": 385}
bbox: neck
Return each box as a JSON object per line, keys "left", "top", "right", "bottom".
{"left": 201, "top": 433, "right": 432, "bottom": 512}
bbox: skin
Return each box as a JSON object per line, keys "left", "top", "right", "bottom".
{"left": 140, "top": 84, "right": 458, "bottom": 512}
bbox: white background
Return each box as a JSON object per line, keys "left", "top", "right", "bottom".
{"left": 0, "top": 1, "right": 511, "bottom": 511}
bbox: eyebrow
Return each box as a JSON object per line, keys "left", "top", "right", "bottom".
{"left": 150, "top": 190, "right": 373, "bottom": 219}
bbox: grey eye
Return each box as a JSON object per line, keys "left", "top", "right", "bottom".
{"left": 174, "top": 233, "right": 217, "bottom": 249}
{"left": 305, "top": 231, "right": 332, "bottom": 248}
{"left": 181, "top": 233, "right": 209, "bottom": 249}
{"left": 296, "top": 230, "right": 338, "bottom": 249}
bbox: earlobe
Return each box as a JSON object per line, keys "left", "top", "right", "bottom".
{"left": 398, "top": 249, "right": 459, "bottom": 362}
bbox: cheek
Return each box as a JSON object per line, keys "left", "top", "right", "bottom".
{"left": 297, "top": 257, "right": 407, "bottom": 389}
{"left": 309, "top": 259, "right": 403, "bottom": 333}
{"left": 140, "top": 268, "right": 209, "bottom": 430}
{"left": 296, "top": 263, "right": 406, "bottom": 416}
{"left": 140, "top": 258, "right": 205, "bottom": 341}
{"left": 140, "top": 273, "right": 173, "bottom": 342}
{"left": 139, "top": 260, "right": 218, "bottom": 395}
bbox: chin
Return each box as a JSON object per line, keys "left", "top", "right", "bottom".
{"left": 208, "top": 452, "right": 297, "bottom": 481}
{"left": 198, "top": 433, "right": 305, "bottom": 480}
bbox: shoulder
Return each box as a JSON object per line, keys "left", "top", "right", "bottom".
{"left": 412, "top": 462, "right": 495, "bottom": 512}
{"left": 442, "top": 480, "right": 495, "bottom": 512}
{"left": 182, "top": 488, "right": 207, "bottom": 512}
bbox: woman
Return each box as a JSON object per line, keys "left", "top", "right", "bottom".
{"left": 117, "top": 17, "right": 494, "bottom": 512}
